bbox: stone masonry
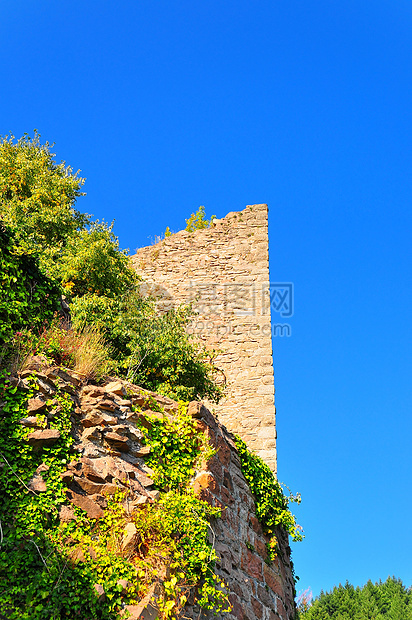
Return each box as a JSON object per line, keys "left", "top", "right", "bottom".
{"left": 132, "top": 204, "right": 277, "bottom": 471}
{"left": 187, "top": 402, "right": 296, "bottom": 620}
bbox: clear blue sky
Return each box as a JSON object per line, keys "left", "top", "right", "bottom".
{"left": 1, "top": 0, "right": 411, "bottom": 600}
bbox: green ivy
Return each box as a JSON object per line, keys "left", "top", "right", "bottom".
{"left": 0, "top": 375, "right": 229, "bottom": 618}
{"left": 234, "top": 436, "right": 303, "bottom": 551}
{"left": 138, "top": 401, "right": 215, "bottom": 491}
{"left": 0, "top": 373, "right": 127, "bottom": 618}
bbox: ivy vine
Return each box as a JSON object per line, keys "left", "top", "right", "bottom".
{"left": 234, "top": 435, "right": 303, "bottom": 563}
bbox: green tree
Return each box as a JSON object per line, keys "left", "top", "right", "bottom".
{"left": 0, "top": 132, "right": 223, "bottom": 402}
{"left": 299, "top": 577, "right": 412, "bottom": 620}
{"left": 0, "top": 132, "right": 88, "bottom": 274}
{"left": 0, "top": 224, "right": 60, "bottom": 345}
{"left": 57, "top": 221, "right": 138, "bottom": 298}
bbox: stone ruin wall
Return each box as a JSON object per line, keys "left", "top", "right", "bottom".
{"left": 18, "top": 362, "right": 295, "bottom": 620}
{"left": 132, "top": 204, "right": 277, "bottom": 471}
{"left": 187, "top": 401, "right": 296, "bottom": 620}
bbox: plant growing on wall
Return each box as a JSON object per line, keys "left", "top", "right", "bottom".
{"left": 234, "top": 436, "right": 303, "bottom": 563}
{"left": 0, "top": 372, "right": 230, "bottom": 619}
{"left": 72, "top": 293, "right": 223, "bottom": 402}
{"left": 185, "top": 206, "right": 215, "bottom": 232}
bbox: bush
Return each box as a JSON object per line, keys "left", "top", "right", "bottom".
{"left": 15, "top": 318, "right": 113, "bottom": 380}
{"left": 71, "top": 292, "right": 223, "bottom": 402}
{"left": 0, "top": 224, "right": 61, "bottom": 346}
{"left": 185, "top": 206, "right": 215, "bottom": 232}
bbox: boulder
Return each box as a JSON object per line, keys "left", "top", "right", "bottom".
{"left": 28, "top": 474, "right": 47, "bottom": 492}
{"left": 95, "top": 399, "right": 117, "bottom": 412}
{"left": 104, "top": 380, "right": 127, "bottom": 397}
{"left": 66, "top": 489, "right": 104, "bottom": 519}
{"left": 121, "top": 522, "right": 137, "bottom": 555}
{"left": 121, "top": 583, "right": 161, "bottom": 619}
{"left": 27, "top": 429, "right": 60, "bottom": 450}
{"left": 93, "top": 583, "right": 106, "bottom": 603}
{"left": 117, "top": 579, "right": 132, "bottom": 596}
{"left": 104, "top": 432, "right": 130, "bottom": 452}
{"left": 20, "top": 416, "right": 41, "bottom": 428}
{"left": 45, "top": 367, "right": 81, "bottom": 387}
{"left": 20, "top": 355, "right": 49, "bottom": 372}
{"left": 81, "top": 427, "right": 103, "bottom": 443}
{"left": 59, "top": 505, "right": 76, "bottom": 522}
{"left": 27, "top": 396, "right": 47, "bottom": 413}
{"left": 81, "top": 411, "right": 105, "bottom": 428}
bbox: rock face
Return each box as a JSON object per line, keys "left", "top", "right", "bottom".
{"left": 15, "top": 366, "right": 296, "bottom": 619}
{"left": 132, "top": 204, "right": 278, "bottom": 472}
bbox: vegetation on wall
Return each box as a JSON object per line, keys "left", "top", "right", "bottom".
{"left": 234, "top": 436, "right": 303, "bottom": 564}
{"left": 71, "top": 293, "right": 223, "bottom": 402}
{"left": 0, "top": 133, "right": 222, "bottom": 403}
{"left": 0, "top": 371, "right": 229, "bottom": 619}
{"left": 0, "top": 132, "right": 306, "bottom": 619}
{"left": 185, "top": 205, "right": 215, "bottom": 232}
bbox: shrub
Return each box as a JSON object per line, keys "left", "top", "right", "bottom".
{"left": 71, "top": 292, "right": 223, "bottom": 402}
{"left": 0, "top": 224, "right": 61, "bottom": 346}
{"left": 185, "top": 206, "right": 215, "bottom": 232}
{"left": 14, "top": 318, "right": 113, "bottom": 380}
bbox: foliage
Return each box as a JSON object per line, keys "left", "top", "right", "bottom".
{"left": 0, "top": 373, "right": 74, "bottom": 538}
{"left": 134, "top": 403, "right": 228, "bottom": 616}
{"left": 138, "top": 402, "right": 216, "bottom": 491}
{"left": 0, "top": 132, "right": 88, "bottom": 274}
{"left": 185, "top": 206, "right": 215, "bottom": 232}
{"left": 71, "top": 292, "right": 223, "bottom": 402}
{"left": 0, "top": 134, "right": 135, "bottom": 302}
{"left": 154, "top": 491, "right": 228, "bottom": 615}
{"left": 1, "top": 132, "right": 223, "bottom": 404}
{"left": 234, "top": 436, "right": 303, "bottom": 565}
{"left": 57, "top": 221, "right": 138, "bottom": 299}
{"left": 298, "top": 577, "right": 412, "bottom": 619}
{"left": 0, "top": 224, "right": 61, "bottom": 346}
{"left": 12, "top": 317, "right": 113, "bottom": 380}
{"left": 0, "top": 371, "right": 230, "bottom": 618}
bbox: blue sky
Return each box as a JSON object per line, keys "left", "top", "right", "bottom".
{"left": 1, "top": 0, "right": 411, "bottom": 599}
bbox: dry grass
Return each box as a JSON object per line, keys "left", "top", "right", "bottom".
{"left": 72, "top": 326, "right": 112, "bottom": 380}
{"left": 7, "top": 319, "right": 113, "bottom": 381}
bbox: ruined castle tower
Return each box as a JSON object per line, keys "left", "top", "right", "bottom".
{"left": 132, "top": 204, "right": 277, "bottom": 471}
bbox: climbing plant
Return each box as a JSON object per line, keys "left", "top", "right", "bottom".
{"left": 0, "top": 372, "right": 230, "bottom": 619}
{"left": 234, "top": 436, "right": 303, "bottom": 563}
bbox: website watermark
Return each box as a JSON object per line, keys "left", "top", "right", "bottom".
{"left": 141, "top": 280, "right": 293, "bottom": 337}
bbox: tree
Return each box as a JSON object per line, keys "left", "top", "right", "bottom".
{"left": 0, "top": 132, "right": 88, "bottom": 275}
{"left": 0, "top": 224, "right": 60, "bottom": 345}
{"left": 57, "top": 221, "right": 138, "bottom": 298}
{"left": 299, "top": 577, "right": 412, "bottom": 620}
{"left": 0, "top": 132, "right": 223, "bottom": 402}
